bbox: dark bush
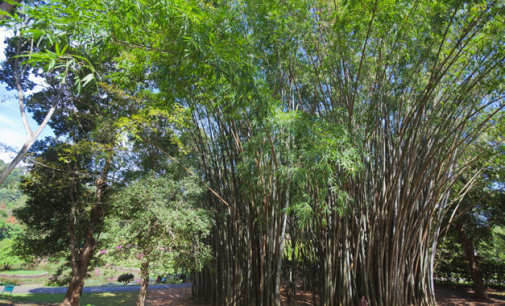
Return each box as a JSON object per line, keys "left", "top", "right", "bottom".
{"left": 117, "top": 273, "right": 134, "bottom": 285}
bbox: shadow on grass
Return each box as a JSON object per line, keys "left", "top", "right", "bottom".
{"left": 0, "top": 291, "right": 138, "bottom": 306}
{"left": 488, "top": 293, "right": 505, "bottom": 302}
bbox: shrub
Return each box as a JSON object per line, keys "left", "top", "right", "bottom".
{"left": 0, "top": 280, "right": 18, "bottom": 286}
{"left": 45, "top": 272, "right": 71, "bottom": 287}
{"left": 117, "top": 273, "right": 134, "bottom": 285}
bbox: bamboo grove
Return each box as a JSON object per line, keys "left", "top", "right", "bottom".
{"left": 2, "top": 0, "right": 505, "bottom": 305}
{"left": 160, "top": 1, "right": 505, "bottom": 305}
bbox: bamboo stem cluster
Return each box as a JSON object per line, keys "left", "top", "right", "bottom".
{"left": 150, "top": 1, "right": 505, "bottom": 305}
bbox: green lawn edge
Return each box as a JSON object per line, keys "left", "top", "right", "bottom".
{"left": 0, "top": 291, "right": 138, "bottom": 305}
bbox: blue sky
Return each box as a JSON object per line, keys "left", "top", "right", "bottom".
{"left": 0, "top": 30, "right": 55, "bottom": 161}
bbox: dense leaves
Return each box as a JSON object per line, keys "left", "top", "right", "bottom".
{"left": 0, "top": 0, "right": 505, "bottom": 306}
{"left": 0, "top": 160, "right": 25, "bottom": 240}
{"left": 0, "top": 238, "right": 25, "bottom": 270}
{"left": 105, "top": 173, "right": 212, "bottom": 273}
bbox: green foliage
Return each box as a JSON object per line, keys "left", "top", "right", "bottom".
{"left": 0, "top": 160, "right": 27, "bottom": 189}
{"left": 104, "top": 171, "right": 213, "bottom": 274}
{"left": 13, "top": 130, "right": 118, "bottom": 279}
{"left": 436, "top": 112, "right": 505, "bottom": 288}
{"left": 0, "top": 212, "right": 23, "bottom": 241}
{"left": 0, "top": 280, "right": 18, "bottom": 286}
{"left": 2, "top": 0, "right": 505, "bottom": 304}
{"left": 492, "top": 226, "right": 505, "bottom": 262}
{"left": 14, "top": 141, "right": 92, "bottom": 259}
{"left": 0, "top": 160, "right": 26, "bottom": 241}
{"left": 0, "top": 239, "right": 25, "bottom": 270}
{"left": 0, "top": 36, "right": 42, "bottom": 92}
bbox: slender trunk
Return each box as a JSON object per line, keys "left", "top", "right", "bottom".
{"left": 0, "top": 139, "right": 34, "bottom": 186}
{"left": 0, "top": 57, "right": 63, "bottom": 186}
{"left": 60, "top": 176, "right": 108, "bottom": 306}
{"left": 61, "top": 164, "right": 79, "bottom": 306}
{"left": 136, "top": 259, "right": 150, "bottom": 306}
{"left": 274, "top": 183, "right": 289, "bottom": 305}
{"left": 455, "top": 220, "right": 488, "bottom": 299}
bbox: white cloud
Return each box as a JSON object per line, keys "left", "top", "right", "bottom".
{"left": 0, "top": 113, "right": 20, "bottom": 128}
{"left": 0, "top": 127, "right": 26, "bottom": 148}
{"left": 0, "top": 28, "right": 13, "bottom": 62}
{"left": 0, "top": 151, "right": 16, "bottom": 163}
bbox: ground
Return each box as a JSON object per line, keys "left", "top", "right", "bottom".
{"left": 145, "top": 288, "right": 193, "bottom": 306}
{"left": 0, "top": 291, "right": 138, "bottom": 305}
{"left": 144, "top": 284, "right": 505, "bottom": 306}
{"left": 435, "top": 285, "right": 505, "bottom": 306}
{"left": 1, "top": 284, "right": 505, "bottom": 305}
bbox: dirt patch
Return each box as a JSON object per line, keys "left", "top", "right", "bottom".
{"left": 146, "top": 285, "right": 505, "bottom": 306}
{"left": 145, "top": 286, "right": 316, "bottom": 306}
{"left": 435, "top": 284, "right": 505, "bottom": 306}
{"left": 146, "top": 287, "right": 194, "bottom": 306}
{"left": 3, "top": 283, "right": 505, "bottom": 306}
{"left": 280, "top": 287, "right": 318, "bottom": 306}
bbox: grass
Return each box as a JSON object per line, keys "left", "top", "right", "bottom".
{"left": 0, "top": 262, "right": 141, "bottom": 287}
{"left": 0, "top": 270, "right": 47, "bottom": 275}
{"left": 0, "top": 262, "right": 60, "bottom": 286}
{"left": 0, "top": 291, "right": 138, "bottom": 305}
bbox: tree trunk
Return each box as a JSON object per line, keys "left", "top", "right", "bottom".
{"left": 0, "top": 0, "right": 21, "bottom": 19}
{"left": 0, "top": 63, "right": 63, "bottom": 186}
{"left": 455, "top": 220, "right": 488, "bottom": 299}
{"left": 0, "top": 137, "right": 35, "bottom": 186}
{"left": 60, "top": 177, "right": 107, "bottom": 306}
{"left": 60, "top": 246, "right": 97, "bottom": 306}
{"left": 61, "top": 277, "right": 79, "bottom": 305}
{"left": 136, "top": 259, "right": 150, "bottom": 306}
{"left": 59, "top": 213, "right": 102, "bottom": 305}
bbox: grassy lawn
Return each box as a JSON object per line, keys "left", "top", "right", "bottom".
{"left": 0, "top": 262, "right": 60, "bottom": 286}
{"left": 0, "top": 270, "right": 47, "bottom": 275}
{"left": 0, "top": 262, "right": 142, "bottom": 287}
{"left": 0, "top": 291, "right": 138, "bottom": 305}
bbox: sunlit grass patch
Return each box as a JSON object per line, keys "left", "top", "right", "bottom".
{"left": 0, "top": 291, "right": 138, "bottom": 305}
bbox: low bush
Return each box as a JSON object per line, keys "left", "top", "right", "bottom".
{"left": 0, "top": 280, "right": 18, "bottom": 286}
{"left": 117, "top": 273, "right": 134, "bottom": 285}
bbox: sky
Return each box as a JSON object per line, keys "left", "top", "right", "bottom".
{"left": 0, "top": 29, "right": 55, "bottom": 162}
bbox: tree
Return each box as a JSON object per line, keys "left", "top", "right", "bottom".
{"left": 0, "top": 238, "right": 24, "bottom": 270}
{"left": 0, "top": 33, "right": 64, "bottom": 186}
{"left": 0, "top": 160, "right": 26, "bottom": 240}
{"left": 0, "top": 9, "right": 97, "bottom": 186}
{"left": 4, "top": 0, "right": 505, "bottom": 305}
{"left": 106, "top": 172, "right": 212, "bottom": 306}
{"left": 14, "top": 66, "right": 122, "bottom": 305}
{"left": 15, "top": 136, "right": 115, "bottom": 306}
{"left": 437, "top": 116, "right": 505, "bottom": 298}
{"left": 85, "top": 0, "right": 504, "bottom": 305}
{"left": 100, "top": 88, "right": 213, "bottom": 306}
{"left": 148, "top": 1, "right": 505, "bottom": 305}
